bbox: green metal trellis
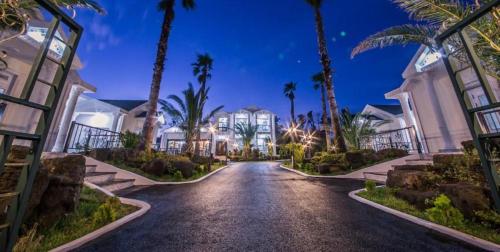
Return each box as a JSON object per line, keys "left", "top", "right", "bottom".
{"left": 436, "top": 0, "right": 500, "bottom": 211}
{"left": 0, "top": 0, "right": 83, "bottom": 251}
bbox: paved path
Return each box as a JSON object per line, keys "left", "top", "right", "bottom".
{"left": 76, "top": 162, "right": 483, "bottom": 252}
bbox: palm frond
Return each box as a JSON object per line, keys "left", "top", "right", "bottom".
{"left": 166, "top": 94, "right": 187, "bottom": 115}
{"left": 49, "top": 0, "right": 105, "bottom": 14}
{"left": 393, "top": 0, "right": 472, "bottom": 25}
{"left": 351, "top": 24, "right": 438, "bottom": 58}
{"left": 182, "top": 0, "right": 196, "bottom": 10}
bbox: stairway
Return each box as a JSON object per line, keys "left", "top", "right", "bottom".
{"left": 363, "top": 154, "right": 434, "bottom": 183}
{"left": 84, "top": 164, "right": 136, "bottom": 193}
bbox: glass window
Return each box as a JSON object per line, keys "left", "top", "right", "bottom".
{"left": 256, "top": 114, "right": 270, "bottom": 132}
{"left": 256, "top": 134, "right": 271, "bottom": 153}
{"left": 218, "top": 117, "right": 228, "bottom": 131}
{"left": 235, "top": 113, "right": 249, "bottom": 126}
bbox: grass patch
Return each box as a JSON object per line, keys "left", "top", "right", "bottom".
{"left": 358, "top": 187, "right": 500, "bottom": 245}
{"left": 282, "top": 157, "right": 402, "bottom": 176}
{"left": 109, "top": 161, "right": 225, "bottom": 182}
{"left": 15, "top": 187, "right": 137, "bottom": 252}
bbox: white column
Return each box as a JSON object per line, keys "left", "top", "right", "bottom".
{"left": 51, "top": 85, "right": 85, "bottom": 152}
{"left": 271, "top": 114, "right": 276, "bottom": 155}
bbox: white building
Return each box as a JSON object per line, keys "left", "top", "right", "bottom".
{"left": 361, "top": 104, "right": 406, "bottom": 132}
{"left": 385, "top": 45, "right": 500, "bottom": 153}
{"left": 62, "top": 96, "right": 165, "bottom": 151}
{"left": 0, "top": 18, "right": 96, "bottom": 153}
{"left": 160, "top": 106, "right": 277, "bottom": 156}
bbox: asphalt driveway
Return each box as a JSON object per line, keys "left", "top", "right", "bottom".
{"left": 76, "top": 162, "right": 484, "bottom": 252}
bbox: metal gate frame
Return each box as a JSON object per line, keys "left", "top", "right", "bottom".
{"left": 0, "top": 1, "right": 83, "bottom": 250}
{"left": 435, "top": 0, "right": 500, "bottom": 211}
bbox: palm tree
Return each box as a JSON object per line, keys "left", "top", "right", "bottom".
{"left": 305, "top": 0, "right": 347, "bottom": 152}
{"left": 306, "top": 111, "right": 317, "bottom": 131}
{"left": 351, "top": 0, "right": 499, "bottom": 79}
{"left": 341, "top": 108, "right": 388, "bottom": 150}
{"left": 192, "top": 53, "right": 214, "bottom": 157}
{"left": 160, "top": 83, "right": 223, "bottom": 155}
{"left": 312, "top": 72, "right": 331, "bottom": 149}
{"left": 0, "top": 0, "right": 104, "bottom": 43}
{"left": 142, "top": 0, "right": 196, "bottom": 152}
{"left": 283, "top": 82, "right": 297, "bottom": 124}
{"left": 234, "top": 122, "right": 259, "bottom": 158}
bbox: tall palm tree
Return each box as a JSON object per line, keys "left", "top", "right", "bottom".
{"left": 234, "top": 122, "right": 259, "bottom": 158}
{"left": 306, "top": 111, "right": 317, "bottom": 131}
{"left": 192, "top": 53, "right": 214, "bottom": 157}
{"left": 160, "top": 83, "right": 223, "bottom": 155}
{"left": 283, "top": 82, "right": 297, "bottom": 124}
{"left": 312, "top": 72, "right": 331, "bottom": 149}
{"left": 142, "top": 0, "right": 195, "bottom": 152}
{"left": 351, "top": 0, "right": 499, "bottom": 79}
{"left": 305, "top": 0, "right": 347, "bottom": 152}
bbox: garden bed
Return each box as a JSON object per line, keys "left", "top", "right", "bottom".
{"left": 356, "top": 186, "right": 500, "bottom": 246}
{"left": 14, "top": 186, "right": 138, "bottom": 252}
{"left": 109, "top": 161, "right": 225, "bottom": 182}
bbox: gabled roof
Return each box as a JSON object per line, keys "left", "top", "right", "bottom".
{"left": 370, "top": 104, "right": 403, "bottom": 115}
{"left": 99, "top": 100, "right": 147, "bottom": 111}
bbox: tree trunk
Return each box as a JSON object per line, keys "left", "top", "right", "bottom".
{"left": 313, "top": 7, "right": 347, "bottom": 152}
{"left": 194, "top": 80, "right": 207, "bottom": 158}
{"left": 320, "top": 84, "right": 331, "bottom": 150}
{"left": 291, "top": 98, "right": 296, "bottom": 125}
{"left": 141, "top": 0, "right": 175, "bottom": 152}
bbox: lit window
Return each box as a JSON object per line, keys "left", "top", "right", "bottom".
{"left": 218, "top": 117, "right": 228, "bottom": 131}
{"left": 235, "top": 113, "right": 249, "bottom": 126}
{"left": 256, "top": 114, "right": 270, "bottom": 132}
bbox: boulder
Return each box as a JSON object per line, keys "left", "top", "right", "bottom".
{"left": 89, "top": 148, "right": 112, "bottom": 162}
{"left": 439, "top": 183, "right": 491, "bottom": 218}
{"left": 34, "top": 154, "right": 86, "bottom": 227}
{"left": 386, "top": 169, "right": 428, "bottom": 190}
{"left": 395, "top": 189, "right": 438, "bottom": 210}
{"left": 142, "top": 159, "right": 167, "bottom": 176}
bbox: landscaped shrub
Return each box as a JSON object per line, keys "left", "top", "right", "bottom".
{"left": 142, "top": 158, "right": 167, "bottom": 176}
{"left": 365, "top": 180, "right": 376, "bottom": 193}
{"left": 252, "top": 148, "right": 260, "bottom": 160}
{"left": 302, "top": 163, "right": 314, "bottom": 172}
{"left": 172, "top": 158, "right": 195, "bottom": 178}
{"left": 376, "top": 148, "right": 408, "bottom": 160}
{"left": 92, "top": 197, "right": 121, "bottom": 227}
{"left": 425, "top": 194, "right": 464, "bottom": 228}
{"left": 475, "top": 210, "right": 500, "bottom": 230}
{"left": 311, "top": 152, "right": 347, "bottom": 167}
{"left": 433, "top": 152, "right": 484, "bottom": 186}
{"left": 345, "top": 150, "right": 366, "bottom": 169}
{"left": 173, "top": 170, "right": 183, "bottom": 181}
{"left": 121, "top": 131, "right": 141, "bottom": 149}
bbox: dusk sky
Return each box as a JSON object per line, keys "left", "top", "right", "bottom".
{"left": 73, "top": 0, "right": 419, "bottom": 122}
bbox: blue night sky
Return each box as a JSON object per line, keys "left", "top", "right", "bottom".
{"left": 72, "top": 0, "right": 419, "bottom": 122}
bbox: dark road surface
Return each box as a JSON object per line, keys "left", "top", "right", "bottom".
{"left": 76, "top": 162, "right": 484, "bottom": 252}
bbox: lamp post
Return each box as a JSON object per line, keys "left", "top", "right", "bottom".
{"left": 208, "top": 125, "right": 217, "bottom": 172}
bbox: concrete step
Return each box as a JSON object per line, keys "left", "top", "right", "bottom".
{"left": 85, "top": 164, "right": 97, "bottom": 173}
{"left": 405, "top": 159, "right": 433, "bottom": 165}
{"left": 363, "top": 171, "right": 387, "bottom": 183}
{"left": 96, "top": 179, "right": 135, "bottom": 192}
{"left": 85, "top": 172, "right": 117, "bottom": 184}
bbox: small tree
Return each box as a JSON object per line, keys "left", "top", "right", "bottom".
{"left": 234, "top": 122, "right": 258, "bottom": 158}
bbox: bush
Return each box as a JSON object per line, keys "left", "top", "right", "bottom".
{"left": 121, "top": 131, "right": 141, "bottom": 149}
{"left": 252, "top": 148, "right": 260, "bottom": 160}
{"left": 365, "top": 180, "right": 376, "bottom": 193}
{"left": 311, "top": 152, "right": 347, "bottom": 168}
{"left": 142, "top": 158, "right": 167, "bottom": 176}
{"left": 475, "top": 210, "right": 500, "bottom": 229}
{"left": 92, "top": 197, "right": 121, "bottom": 227}
{"left": 376, "top": 148, "right": 408, "bottom": 160}
{"left": 191, "top": 156, "right": 210, "bottom": 166}
{"left": 172, "top": 158, "right": 195, "bottom": 178}
{"left": 345, "top": 151, "right": 366, "bottom": 169}
{"left": 173, "top": 170, "right": 183, "bottom": 181}
{"left": 425, "top": 194, "right": 464, "bottom": 228}
{"left": 302, "top": 163, "right": 314, "bottom": 172}
{"left": 432, "top": 152, "right": 484, "bottom": 185}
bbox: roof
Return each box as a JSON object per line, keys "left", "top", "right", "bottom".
{"left": 99, "top": 100, "right": 147, "bottom": 111}
{"left": 370, "top": 104, "right": 403, "bottom": 115}
{"left": 243, "top": 106, "right": 263, "bottom": 113}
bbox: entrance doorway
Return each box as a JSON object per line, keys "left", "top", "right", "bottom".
{"left": 216, "top": 141, "right": 227, "bottom": 156}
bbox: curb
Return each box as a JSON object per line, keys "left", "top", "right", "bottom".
{"left": 150, "top": 164, "right": 229, "bottom": 185}
{"left": 49, "top": 185, "right": 151, "bottom": 252}
{"left": 349, "top": 188, "right": 500, "bottom": 252}
{"left": 279, "top": 164, "right": 342, "bottom": 179}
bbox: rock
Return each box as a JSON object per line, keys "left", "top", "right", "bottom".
{"left": 395, "top": 189, "right": 438, "bottom": 210}
{"left": 386, "top": 170, "right": 428, "bottom": 190}
{"left": 24, "top": 166, "right": 49, "bottom": 222}
{"left": 317, "top": 164, "right": 331, "bottom": 174}
{"left": 143, "top": 159, "right": 167, "bottom": 176}
{"left": 34, "top": 154, "right": 86, "bottom": 227}
{"left": 439, "top": 183, "right": 491, "bottom": 218}
{"left": 7, "top": 145, "right": 31, "bottom": 161}
{"left": 89, "top": 148, "right": 112, "bottom": 162}
{"left": 393, "top": 165, "right": 430, "bottom": 172}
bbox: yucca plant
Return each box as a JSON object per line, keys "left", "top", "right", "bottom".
{"left": 352, "top": 0, "right": 499, "bottom": 79}
{"left": 341, "top": 108, "right": 389, "bottom": 150}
